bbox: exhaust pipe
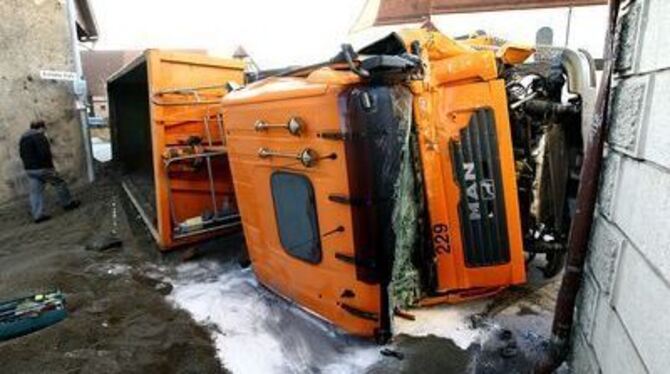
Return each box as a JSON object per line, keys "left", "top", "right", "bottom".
{"left": 534, "top": 0, "right": 621, "bottom": 372}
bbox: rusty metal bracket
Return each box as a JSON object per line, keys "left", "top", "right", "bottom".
{"left": 328, "top": 194, "right": 370, "bottom": 206}
{"left": 340, "top": 303, "right": 378, "bottom": 322}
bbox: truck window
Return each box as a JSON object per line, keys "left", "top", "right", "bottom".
{"left": 270, "top": 172, "right": 322, "bottom": 264}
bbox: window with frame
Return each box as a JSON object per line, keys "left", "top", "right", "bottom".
{"left": 270, "top": 172, "right": 322, "bottom": 264}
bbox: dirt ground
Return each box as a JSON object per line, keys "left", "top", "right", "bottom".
{"left": 0, "top": 170, "right": 562, "bottom": 374}
{"left": 0, "top": 176, "right": 224, "bottom": 374}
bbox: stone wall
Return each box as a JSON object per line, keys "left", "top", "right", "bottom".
{"left": 571, "top": 0, "right": 670, "bottom": 372}
{"left": 0, "top": 0, "right": 84, "bottom": 205}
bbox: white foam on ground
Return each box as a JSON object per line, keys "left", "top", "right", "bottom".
{"left": 85, "top": 262, "right": 131, "bottom": 276}
{"left": 393, "top": 299, "right": 490, "bottom": 349}
{"left": 168, "top": 261, "right": 380, "bottom": 374}
{"left": 91, "top": 137, "right": 112, "bottom": 162}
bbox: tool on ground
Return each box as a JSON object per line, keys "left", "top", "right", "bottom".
{"left": 0, "top": 290, "right": 67, "bottom": 342}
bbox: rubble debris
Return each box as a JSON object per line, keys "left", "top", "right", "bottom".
{"left": 85, "top": 235, "right": 122, "bottom": 252}
{"left": 380, "top": 348, "right": 405, "bottom": 360}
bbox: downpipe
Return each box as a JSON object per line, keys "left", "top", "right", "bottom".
{"left": 66, "top": 0, "right": 95, "bottom": 182}
{"left": 534, "top": 0, "right": 621, "bottom": 372}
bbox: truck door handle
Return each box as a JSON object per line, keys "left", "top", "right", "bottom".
{"left": 258, "top": 147, "right": 319, "bottom": 167}
{"left": 254, "top": 117, "right": 304, "bottom": 135}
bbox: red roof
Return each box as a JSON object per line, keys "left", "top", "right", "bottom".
{"left": 81, "top": 49, "right": 206, "bottom": 97}
{"left": 375, "top": 0, "right": 608, "bottom": 25}
{"left": 81, "top": 51, "right": 142, "bottom": 97}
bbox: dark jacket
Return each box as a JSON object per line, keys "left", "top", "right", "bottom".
{"left": 19, "top": 129, "right": 54, "bottom": 170}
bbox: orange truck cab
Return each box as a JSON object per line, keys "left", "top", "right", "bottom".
{"left": 221, "top": 30, "right": 587, "bottom": 340}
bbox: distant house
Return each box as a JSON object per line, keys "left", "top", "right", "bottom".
{"left": 81, "top": 49, "right": 206, "bottom": 121}
{"left": 81, "top": 50, "right": 142, "bottom": 120}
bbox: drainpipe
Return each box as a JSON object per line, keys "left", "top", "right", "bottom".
{"left": 534, "top": 0, "right": 620, "bottom": 372}
{"left": 66, "top": 0, "right": 95, "bottom": 182}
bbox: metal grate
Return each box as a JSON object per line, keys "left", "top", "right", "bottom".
{"left": 451, "top": 108, "right": 510, "bottom": 267}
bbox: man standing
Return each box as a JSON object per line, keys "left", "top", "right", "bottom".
{"left": 19, "top": 120, "right": 80, "bottom": 223}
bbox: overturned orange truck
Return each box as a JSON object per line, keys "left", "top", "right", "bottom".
{"left": 221, "top": 30, "right": 592, "bottom": 340}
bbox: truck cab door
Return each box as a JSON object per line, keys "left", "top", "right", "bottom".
{"left": 223, "top": 77, "right": 412, "bottom": 339}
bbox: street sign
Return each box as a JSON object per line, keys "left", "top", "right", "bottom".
{"left": 39, "top": 70, "right": 77, "bottom": 81}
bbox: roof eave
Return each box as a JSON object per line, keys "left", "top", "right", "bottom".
{"left": 75, "top": 0, "right": 99, "bottom": 42}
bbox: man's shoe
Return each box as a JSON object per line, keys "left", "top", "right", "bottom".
{"left": 34, "top": 215, "right": 52, "bottom": 224}
{"left": 63, "top": 200, "right": 81, "bottom": 211}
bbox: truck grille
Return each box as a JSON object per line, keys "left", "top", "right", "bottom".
{"left": 450, "top": 108, "right": 510, "bottom": 267}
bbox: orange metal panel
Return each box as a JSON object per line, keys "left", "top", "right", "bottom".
{"left": 222, "top": 75, "right": 383, "bottom": 337}
{"left": 406, "top": 30, "right": 526, "bottom": 301}
{"left": 421, "top": 80, "right": 526, "bottom": 293}
{"left": 113, "top": 50, "right": 245, "bottom": 250}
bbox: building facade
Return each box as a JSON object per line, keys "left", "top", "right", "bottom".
{"left": 571, "top": 0, "right": 670, "bottom": 372}
{"left": 0, "top": 0, "right": 96, "bottom": 205}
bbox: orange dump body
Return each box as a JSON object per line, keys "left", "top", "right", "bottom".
{"left": 109, "top": 50, "right": 245, "bottom": 250}
{"left": 222, "top": 30, "right": 527, "bottom": 339}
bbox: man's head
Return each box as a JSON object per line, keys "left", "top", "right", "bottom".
{"left": 30, "top": 120, "right": 46, "bottom": 132}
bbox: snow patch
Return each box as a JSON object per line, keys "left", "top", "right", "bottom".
{"left": 92, "top": 137, "right": 112, "bottom": 162}
{"left": 393, "top": 300, "right": 490, "bottom": 349}
{"left": 86, "top": 262, "right": 131, "bottom": 276}
{"left": 168, "top": 261, "right": 380, "bottom": 374}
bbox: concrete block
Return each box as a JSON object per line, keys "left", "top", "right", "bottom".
{"left": 597, "top": 150, "right": 622, "bottom": 219}
{"left": 569, "top": 330, "right": 601, "bottom": 374}
{"left": 613, "top": 157, "right": 670, "bottom": 282}
{"left": 607, "top": 76, "right": 651, "bottom": 157}
{"left": 590, "top": 289, "right": 647, "bottom": 374}
{"left": 587, "top": 216, "right": 624, "bottom": 297}
{"left": 576, "top": 270, "right": 600, "bottom": 342}
{"left": 614, "top": 0, "right": 644, "bottom": 74}
{"left": 611, "top": 244, "right": 670, "bottom": 374}
{"left": 641, "top": 70, "right": 670, "bottom": 170}
{"left": 638, "top": 0, "right": 670, "bottom": 73}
